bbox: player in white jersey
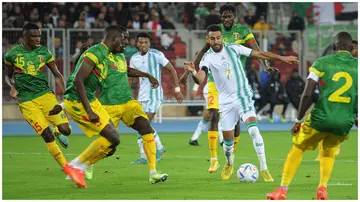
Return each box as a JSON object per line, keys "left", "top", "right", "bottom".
{"left": 189, "top": 83, "right": 224, "bottom": 146}
{"left": 130, "top": 32, "right": 184, "bottom": 164}
{"left": 185, "top": 24, "right": 299, "bottom": 180}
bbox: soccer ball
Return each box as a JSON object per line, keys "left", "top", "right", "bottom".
{"left": 237, "top": 163, "right": 259, "bottom": 183}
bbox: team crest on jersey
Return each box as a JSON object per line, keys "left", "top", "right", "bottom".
{"left": 38, "top": 55, "right": 43, "bottom": 63}
{"left": 222, "top": 61, "right": 230, "bottom": 69}
{"left": 233, "top": 32, "right": 239, "bottom": 40}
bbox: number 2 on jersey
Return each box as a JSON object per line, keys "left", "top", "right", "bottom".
{"left": 328, "top": 72, "right": 353, "bottom": 103}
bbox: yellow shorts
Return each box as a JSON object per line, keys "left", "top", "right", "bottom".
{"left": 18, "top": 92, "right": 69, "bottom": 135}
{"left": 64, "top": 99, "right": 110, "bottom": 138}
{"left": 103, "top": 100, "right": 148, "bottom": 130}
{"left": 207, "top": 82, "right": 219, "bottom": 110}
{"left": 293, "top": 115, "right": 348, "bottom": 151}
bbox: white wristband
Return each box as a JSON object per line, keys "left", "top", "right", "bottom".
{"left": 192, "top": 70, "right": 197, "bottom": 76}
{"left": 192, "top": 84, "right": 199, "bottom": 91}
{"left": 294, "top": 118, "right": 303, "bottom": 123}
{"left": 60, "top": 102, "right": 65, "bottom": 109}
{"left": 175, "top": 87, "right": 181, "bottom": 93}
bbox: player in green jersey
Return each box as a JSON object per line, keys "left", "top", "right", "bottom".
{"left": 267, "top": 32, "right": 358, "bottom": 200}
{"left": 54, "top": 25, "right": 130, "bottom": 188}
{"left": 180, "top": 4, "right": 276, "bottom": 182}
{"left": 4, "top": 22, "right": 72, "bottom": 170}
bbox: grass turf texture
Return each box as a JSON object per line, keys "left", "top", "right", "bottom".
{"left": 3, "top": 131, "right": 358, "bottom": 200}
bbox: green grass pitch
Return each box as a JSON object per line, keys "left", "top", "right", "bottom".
{"left": 3, "top": 131, "right": 358, "bottom": 200}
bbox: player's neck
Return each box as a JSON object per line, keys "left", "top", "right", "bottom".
{"left": 22, "top": 43, "right": 34, "bottom": 51}
{"left": 212, "top": 45, "right": 224, "bottom": 53}
{"left": 140, "top": 50, "right": 149, "bottom": 56}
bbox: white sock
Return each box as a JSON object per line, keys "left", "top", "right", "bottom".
{"left": 223, "top": 140, "right": 234, "bottom": 165}
{"left": 218, "top": 122, "right": 224, "bottom": 143}
{"left": 248, "top": 126, "right": 268, "bottom": 171}
{"left": 152, "top": 128, "right": 164, "bottom": 150}
{"left": 65, "top": 157, "right": 88, "bottom": 180}
{"left": 191, "top": 119, "right": 209, "bottom": 141}
{"left": 137, "top": 135, "right": 147, "bottom": 159}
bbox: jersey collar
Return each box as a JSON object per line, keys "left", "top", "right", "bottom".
{"left": 101, "top": 42, "right": 109, "bottom": 51}
{"left": 337, "top": 50, "right": 351, "bottom": 55}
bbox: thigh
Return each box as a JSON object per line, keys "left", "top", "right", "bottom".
{"left": 64, "top": 99, "right": 110, "bottom": 138}
{"left": 42, "top": 93, "right": 69, "bottom": 126}
{"left": 322, "top": 134, "right": 348, "bottom": 150}
{"left": 292, "top": 115, "right": 327, "bottom": 151}
{"left": 220, "top": 105, "right": 240, "bottom": 131}
{"left": 19, "top": 100, "right": 49, "bottom": 135}
{"left": 207, "top": 82, "right": 219, "bottom": 110}
{"left": 122, "top": 100, "right": 149, "bottom": 127}
{"left": 103, "top": 105, "right": 123, "bottom": 130}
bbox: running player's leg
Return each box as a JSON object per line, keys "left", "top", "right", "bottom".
{"left": 232, "top": 120, "right": 240, "bottom": 153}
{"left": 134, "top": 100, "right": 164, "bottom": 164}
{"left": 219, "top": 103, "right": 239, "bottom": 180}
{"left": 268, "top": 103, "right": 275, "bottom": 123}
{"left": 44, "top": 93, "right": 72, "bottom": 148}
{"left": 63, "top": 99, "right": 119, "bottom": 188}
{"left": 267, "top": 115, "right": 325, "bottom": 199}
{"left": 241, "top": 110, "right": 273, "bottom": 182}
{"left": 280, "top": 100, "right": 289, "bottom": 123}
{"left": 19, "top": 97, "right": 68, "bottom": 168}
{"left": 207, "top": 83, "right": 220, "bottom": 173}
{"left": 190, "top": 109, "right": 210, "bottom": 146}
{"left": 316, "top": 134, "right": 347, "bottom": 199}
{"left": 128, "top": 110, "right": 168, "bottom": 184}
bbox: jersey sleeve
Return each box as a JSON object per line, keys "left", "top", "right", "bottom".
{"left": 157, "top": 51, "right": 170, "bottom": 67}
{"left": 129, "top": 55, "right": 137, "bottom": 69}
{"left": 44, "top": 48, "right": 56, "bottom": 69}
{"left": 237, "top": 26, "right": 257, "bottom": 46}
{"left": 199, "top": 53, "right": 210, "bottom": 70}
{"left": 308, "top": 59, "right": 324, "bottom": 79}
{"left": 231, "top": 44, "right": 253, "bottom": 57}
{"left": 4, "top": 51, "right": 13, "bottom": 67}
{"left": 82, "top": 47, "right": 101, "bottom": 69}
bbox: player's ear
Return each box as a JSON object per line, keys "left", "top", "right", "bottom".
{"left": 349, "top": 44, "right": 354, "bottom": 52}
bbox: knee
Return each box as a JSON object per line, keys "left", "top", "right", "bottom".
{"left": 111, "top": 135, "right": 120, "bottom": 146}
{"left": 106, "top": 145, "right": 117, "bottom": 157}
{"left": 41, "top": 128, "right": 55, "bottom": 143}
{"left": 138, "top": 125, "right": 153, "bottom": 136}
{"left": 58, "top": 125, "right": 72, "bottom": 136}
{"left": 209, "top": 110, "right": 219, "bottom": 123}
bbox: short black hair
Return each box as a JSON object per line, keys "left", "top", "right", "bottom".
{"left": 335, "top": 31, "right": 353, "bottom": 50}
{"left": 136, "top": 32, "right": 152, "bottom": 41}
{"left": 22, "top": 22, "right": 40, "bottom": 33}
{"left": 104, "top": 25, "right": 126, "bottom": 36}
{"left": 220, "top": 4, "right": 236, "bottom": 15}
{"left": 352, "top": 40, "right": 358, "bottom": 45}
{"left": 206, "top": 24, "right": 222, "bottom": 34}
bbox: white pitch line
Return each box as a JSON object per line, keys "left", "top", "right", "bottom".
{"left": 2, "top": 152, "right": 358, "bottom": 163}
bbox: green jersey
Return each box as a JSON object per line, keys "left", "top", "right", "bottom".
{"left": 4, "top": 44, "right": 56, "bottom": 103}
{"left": 219, "top": 23, "right": 257, "bottom": 68}
{"left": 309, "top": 51, "right": 358, "bottom": 136}
{"left": 99, "top": 53, "right": 133, "bottom": 105}
{"left": 64, "top": 43, "right": 110, "bottom": 102}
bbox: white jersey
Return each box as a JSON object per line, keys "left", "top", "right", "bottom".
{"left": 130, "top": 48, "right": 169, "bottom": 101}
{"left": 199, "top": 44, "right": 254, "bottom": 112}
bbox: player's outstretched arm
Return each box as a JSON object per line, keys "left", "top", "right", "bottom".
{"left": 74, "top": 65, "right": 99, "bottom": 123}
{"left": 291, "top": 78, "right": 317, "bottom": 135}
{"left": 127, "top": 67, "right": 159, "bottom": 88}
{"left": 252, "top": 50, "right": 299, "bottom": 64}
{"left": 184, "top": 61, "right": 207, "bottom": 85}
{"left": 249, "top": 43, "right": 278, "bottom": 73}
{"left": 179, "top": 43, "right": 210, "bottom": 86}
{"left": 164, "top": 62, "right": 183, "bottom": 103}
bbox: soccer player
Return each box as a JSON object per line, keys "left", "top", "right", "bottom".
{"left": 314, "top": 39, "right": 358, "bottom": 161}
{"left": 180, "top": 4, "right": 278, "bottom": 177}
{"left": 99, "top": 29, "right": 168, "bottom": 183}
{"left": 184, "top": 24, "right": 299, "bottom": 180}
{"left": 4, "top": 22, "right": 72, "bottom": 169}
{"left": 129, "top": 32, "right": 184, "bottom": 164}
{"left": 266, "top": 32, "right": 358, "bottom": 200}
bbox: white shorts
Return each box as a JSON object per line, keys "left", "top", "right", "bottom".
{"left": 220, "top": 99, "right": 256, "bottom": 131}
{"left": 141, "top": 100, "right": 162, "bottom": 113}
